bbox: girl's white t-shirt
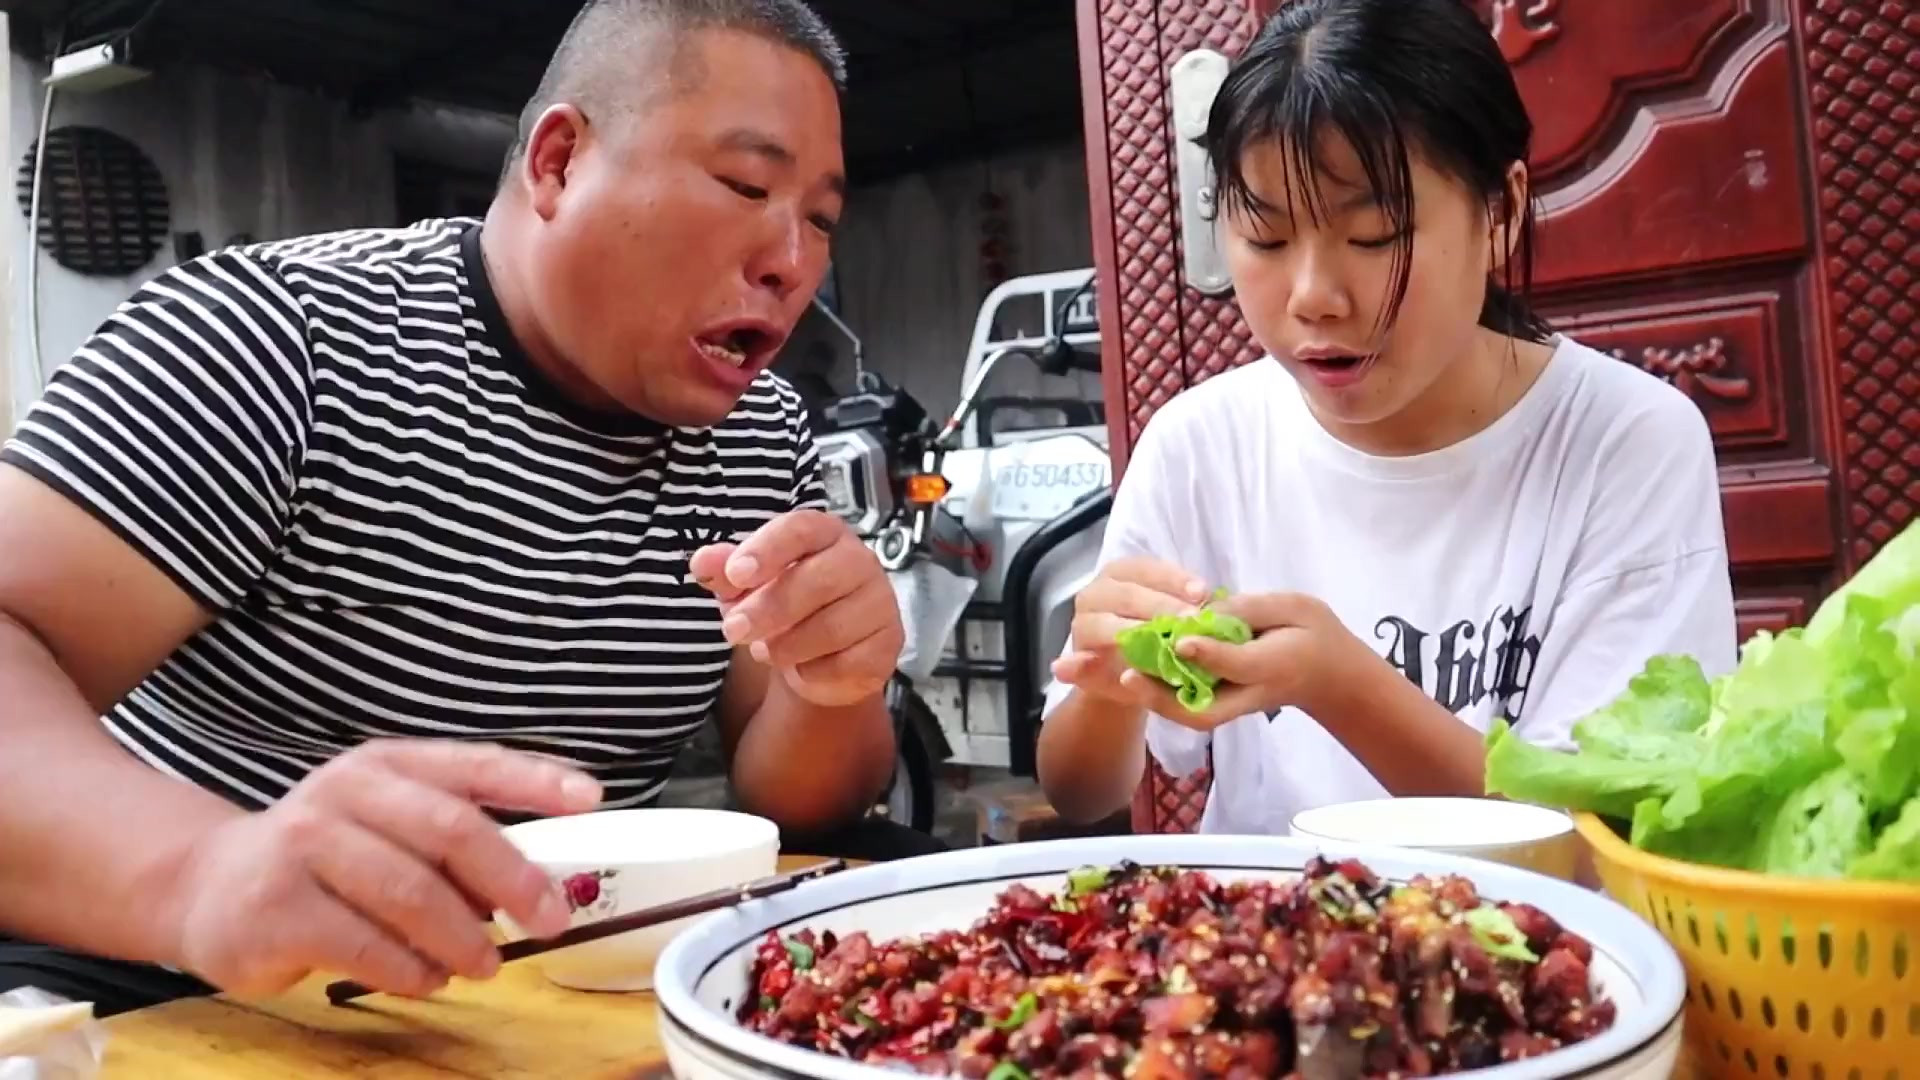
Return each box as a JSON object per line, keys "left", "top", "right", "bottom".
{"left": 1040, "top": 336, "right": 1738, "bottom": 835}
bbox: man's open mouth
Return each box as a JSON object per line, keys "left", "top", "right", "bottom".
{"left": 694, "top": 326, "right": 776, "bottom": 370}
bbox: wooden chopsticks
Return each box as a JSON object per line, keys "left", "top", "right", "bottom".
{"left": 326, "top": 858, "right": 849, "bottom": 1006}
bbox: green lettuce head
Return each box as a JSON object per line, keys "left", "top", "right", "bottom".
{"left": 1484, "top": 519, "right": 1920, "bottom": 880}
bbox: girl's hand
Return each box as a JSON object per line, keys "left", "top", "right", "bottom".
{"left": 1051, "top": 557, "right": 1211, "bottom": 705}
{"left": 1124, "top": 592, "right": 1372, "bottom": 730}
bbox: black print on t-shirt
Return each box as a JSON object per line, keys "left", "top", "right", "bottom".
{"left": 668, "top": 523, "right": 732, "bottom": 548}
{"left": 1372, "top": 606, "right": 1542, "bottom": 721}
{"left": 658, "top": 514, "right": 748, "bottom": 583}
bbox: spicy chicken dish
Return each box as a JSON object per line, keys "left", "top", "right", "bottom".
{"left": 738, "top": 858, "right": 1616, "bottom": 1079}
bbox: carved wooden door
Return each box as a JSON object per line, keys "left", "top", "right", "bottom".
{"left": 1073, "top": 0, "right": 1920, "bottom": 833}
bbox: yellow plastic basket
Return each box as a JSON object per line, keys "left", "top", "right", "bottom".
{"left": 1575, "top": 813, "right": 1920, "bottom": 1078}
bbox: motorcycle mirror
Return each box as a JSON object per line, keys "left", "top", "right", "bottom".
{"left": 1033, "top": 336, "right": 1101, "bottom": 377}
{"left": 1033, "top": 338, "right": 1075, "bottom": 377}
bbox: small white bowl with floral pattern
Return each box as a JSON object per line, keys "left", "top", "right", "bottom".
{"left": 498, "top": 807, "right": 779, "bottom": 991}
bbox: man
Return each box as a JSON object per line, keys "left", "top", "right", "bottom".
{"left": 0, "top": 0, "right": 934, "bottom": 1017}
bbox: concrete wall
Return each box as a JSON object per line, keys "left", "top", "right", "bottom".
{"left": 2, "top": 53, "right": 518, "bottom": 426}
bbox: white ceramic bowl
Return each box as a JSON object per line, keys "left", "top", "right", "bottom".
{"left": 654, "top": 834, "right": 1685, "bottom": 1079}
{"left": 1291, "top": 797, "right": 1581, "bottom": 881}
{"left": 498, "top": 807, "right": 779, "bottom": 992}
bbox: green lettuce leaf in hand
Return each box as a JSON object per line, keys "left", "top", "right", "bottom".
{"left": 1114, "top": 593, "right": 1253, "bottom": 712}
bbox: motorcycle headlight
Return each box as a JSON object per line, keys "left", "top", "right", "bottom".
{"left": 822, "top": 457, "right": 861, "bottom": 521}
{"left": 814, "top": 429, "right": 890, "bottom": 534}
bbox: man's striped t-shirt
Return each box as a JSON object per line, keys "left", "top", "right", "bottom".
{"left": 1, "top": 217, "right": 825, "bottom": 811}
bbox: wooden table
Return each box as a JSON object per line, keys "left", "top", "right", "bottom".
{"left": 100, "top": 856, "right": 837, "bottom": 1079}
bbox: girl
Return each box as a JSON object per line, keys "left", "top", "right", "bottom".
{"left": 1036, "top": 0, "right": 1737, "bottom": 833}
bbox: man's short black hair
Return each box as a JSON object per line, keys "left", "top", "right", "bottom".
{"left": 502, "top": 0, "right": 845, "bottom": 177}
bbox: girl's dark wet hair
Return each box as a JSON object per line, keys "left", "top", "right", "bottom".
{"left": 1203, "top": 0, "right": 1553, "bottom": 343}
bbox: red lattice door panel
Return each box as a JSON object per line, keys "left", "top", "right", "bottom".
{"left": 1076, "top": 0, "right": 1266, "bottom": 835}
{"left": 1074, "top": 0, "right": 1920, "bottom": 834}
{"left": 1805, "top": 0, "right": 1920, "bottom": 566}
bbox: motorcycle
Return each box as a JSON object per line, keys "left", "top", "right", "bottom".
{"left": 811, "top": 271, "right": 1114, "bottom": 832}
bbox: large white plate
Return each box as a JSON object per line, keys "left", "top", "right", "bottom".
{"left": 654, "top": 834, "right": 1686, "bottom": 1079}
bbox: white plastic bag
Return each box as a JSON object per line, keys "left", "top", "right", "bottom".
{"left": 0, "top": 989, "right": 104, "bottom": 1080}
{"left": 890, "top": 560, "right": 977, "bottom": 682}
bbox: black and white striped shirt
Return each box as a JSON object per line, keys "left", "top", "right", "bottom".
{"left": 3, "top": 218, "right": 824, "bottom": 811}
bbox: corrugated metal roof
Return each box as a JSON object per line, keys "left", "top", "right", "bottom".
{"left": 1, "top": 0, "right": 1082, "bottom": 183}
